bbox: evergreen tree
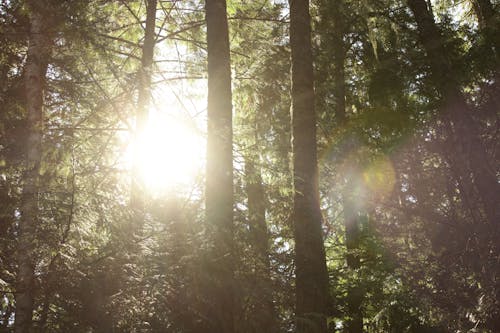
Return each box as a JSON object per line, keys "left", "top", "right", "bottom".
{"left": 205, "top": 0, "right": 236, "bottom": 332}
{"left": 289, "top": 0, "right": 329, "bottom": 332}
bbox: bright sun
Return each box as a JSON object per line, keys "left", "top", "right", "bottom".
{"left": 128, "top": 110, "right": 204, "bottom": 194}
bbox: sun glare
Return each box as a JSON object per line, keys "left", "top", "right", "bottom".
{"left": 128, "top": 110, "right": 204, "bottom": 194}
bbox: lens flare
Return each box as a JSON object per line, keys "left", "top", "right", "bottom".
{"left": 362, "top": 155, "right": 396, "bottom": 198}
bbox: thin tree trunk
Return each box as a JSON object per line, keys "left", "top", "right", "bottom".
{"left": 289, "top": 0, "right": 329, "bottom": 332}
{"left": 408, "top": 0, "right": 499, "bottom": 226}
{"left": 332, "top": 0, "right": 346, "bottom": 125}
{"left": 205, "top": 0, "right": 236, "bottom": 332}
{"left": 15, "top": 3, "right": 51, "bottom": 332}
{"left": 131, "top": 0, "right": 157, "bottom": 216}
{"left": 342, "top": 176, "right": 364, "bottom": 333}
{"left": 331, "top": 3, "right": 365, "bottom": 330}
{"left": 244, "top": 143, "right": 277, "bottom": 333}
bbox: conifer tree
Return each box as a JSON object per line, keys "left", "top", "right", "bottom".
{"left": 289, "top": 0, "right": 329, "bottom": 332}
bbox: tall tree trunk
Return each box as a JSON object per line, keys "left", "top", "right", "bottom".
{"left": 15, "top": 3, "right": 51, "bottom": 332}
{"left": 330, "top": 3, "right": 365, "bottom": 329}
{"left": 331, "top": 0, "right": 346, "bottom": 125}
{"left": 205, "top": 0, "right": 236, "bottom": 332}
{"left": 407, "top": 0, "right": 499, "bottom": 226}
{"left": 131, "top": 0, "right": 157, "bottom": 217}
{"left": 244, "top": 138, "right": 277, "bottom": 333}
{"left": 289, "top": 1, "right": 329, "bottom": 332}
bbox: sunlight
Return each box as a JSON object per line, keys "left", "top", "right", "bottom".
{"left": 129, "top": 109, "right": 204, "bottom": 194}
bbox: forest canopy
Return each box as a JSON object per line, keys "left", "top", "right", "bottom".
{"left": 0, "top": 0, "right": 499, "bottom": 332}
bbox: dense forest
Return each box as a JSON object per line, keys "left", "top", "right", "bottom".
{"left": 0, "top": 0, "right": 499, "bottom": 332}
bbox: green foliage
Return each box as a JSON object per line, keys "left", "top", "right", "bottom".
{"left": 0, "top": 0, "right": 498, "bottom": 331}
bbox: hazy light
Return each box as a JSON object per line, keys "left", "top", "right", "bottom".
{"left": 128, "top": 110, "right": 204, "bottom": 194}
{"left": 362, "top": 155, "right": 396, "bottom": 199}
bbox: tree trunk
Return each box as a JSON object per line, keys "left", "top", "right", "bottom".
{"left": 471, "top": 0, "right": 495, "bottom": 29}
{"left": 407, "top": 0, "right": 499, "bottom": 226}
{"left": 342, "top": 175, "right": 364, "bottom": 333}
{"left": 131, "top": 0, "right": 157, "bottom": 216}
{"left": 332, "top": 0, "right": 346, "bottom": 125}
{"left": 15, "top": 3, "right": 51, "bottom": 333}
{"left": 289, "top": 0, "right": 329, "bottom": 332}
{"left": 470, "top": 0, "right": 499, "bottom": 55}
{"left": 244, "top": 144, "right": 277, "bottom": 333}
{"left": 205, "top": 0, "right": 236, "bottom": 332}
{"left": 330, "top": 3, "right": 365, "bottom": 330}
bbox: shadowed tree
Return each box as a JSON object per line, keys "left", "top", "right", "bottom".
{"left": 289, "top": 0, "right": 329, "bottom": 332}
{"left": 244, "top": 125, "right": 277, "bottom": 333}
{"left": 407, "top": 0, "right": 500, "bottom": 330}
{"left": 14, "top": 2, "right": 52, "bottom": 332}
{"left": 205, "top": 0, "right": 236, "bottom": 332}
{"left": 407, "top": 0, "right": 499, "bottom": 227}
{"left": 320, "top": 1, "right": 365, "bottom": 330}
{"left": 131, "top": 0, "right": 158, "bottom": 219}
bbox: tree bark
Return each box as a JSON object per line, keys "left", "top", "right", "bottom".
{"left": 205, "top": 0, "right": 236, "bottom": 332}
{"left": 15, "top": 3, "right": 51, "bottom": 333}
{"left": 289, "top": 0, "right": 329, "bottom": 332}
{"left": 131, "top": 0, "right": 157, "bottom": 216}
{"left": 408, "top": 0, "right": 499, "bottom": 226}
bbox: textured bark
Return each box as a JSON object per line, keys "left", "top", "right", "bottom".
{"left": 15, "top": 4, "right": 51, "bottom": 333}
{"left": 289, "top": 0, "right": 329, "bottom": 332}
{"left": 244, "top": 149, "right": 277, "bottom": 333}
{"left": 408, "top": 0, "right": 499, "bottom": 226}
{"left": 131, "top": 0, "right": 157, "bottom": 215}
{"left": 205, "top": 0, "right": 235, "bottom": 332}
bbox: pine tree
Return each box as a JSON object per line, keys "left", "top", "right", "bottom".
{"left": 15, "top": 2, "right": 52, "bottom": 331}
{"left": 205, "top": 0, "right": 237, "bottom": 332}
{"left": 289, "top": 0, "right": 329, "bottom": 332}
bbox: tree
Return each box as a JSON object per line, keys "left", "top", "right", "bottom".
{"left": 401, "top": 0, "right": 500, "bottom": 329}
{"left": 407, "top": 0, "right": 499, "bottom": 227}
{"left": 0, "top": 0, "right": 498, "bottom": 331}
{"left": 289, "top": 0, "right": 329, "bottom": 332}
{"left": 470, "top": 0, "right": 499, "bottom": 53}
{"left": 243, "top": 117, "right": 277, "bottom": 333}
{"left": 205, "top": 0, "right": 236, "bottom": 332}
{"left": 14, "top": 2, "right": 52, "bottom": 331}
{"left": 131, "top": 0, "right": 158, "bottom": 218}
{"left": 317, "top": 1, "right": 365, "bottom": 331}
